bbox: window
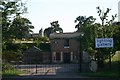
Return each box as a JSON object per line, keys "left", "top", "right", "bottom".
{"left": 64, "top": 39, "right": 69, "bottom": 48}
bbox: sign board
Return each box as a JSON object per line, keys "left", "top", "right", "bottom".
{"left": 95, "top": 38, "right": 113, "bottom": 48}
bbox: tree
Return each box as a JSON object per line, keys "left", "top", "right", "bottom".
{"left": 74, "top": 7, "right": 118, "bottom": 69}
{"left": 1, "top": 0, "right": 27, "bottom": 49}
{"left": 74, "top": 16, "right": 86, "bottom": 31}
{"left": 33, "top": 36, "right": 50, "bottom": 47}
{"left": 50, "top": 21, "right": 63, "bottom": 33}
{"left": 44, "top": 21, "right": 63, "bottom": 37}
{"left": 1, "top": 0, "right": 30, "bottom": 63}
{"left": 74, "top": 16, "right": 95, "bottom": 32}
{"left": 74, "top": 16, "right": 96, "bottom": 50}
{"left": 95, "top": 6, "right": 117, "bottom": 68}
{"left": 10, "top": 17, "right": 34, "bottom": 39}
{"left": 96, "top": 6, "right": 117, "bottom": 38}
{"left": 44, "top": 27, "right": 54, "bottom": 37}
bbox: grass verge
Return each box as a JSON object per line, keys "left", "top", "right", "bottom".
{"left": 80, "top": 69, "right": 120, "bottom": 77}
{"left": 2, "top": 69, "right": 24, "bottom": 76}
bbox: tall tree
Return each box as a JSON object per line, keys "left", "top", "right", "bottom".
{"left": 1, "top": 0, "right": 27, "bottom": 49}
{"left": 96, "top": 6, "right": 117, "bottom": 38}
{"left": 44, "top": 27, "right": 54, "bottom": 38}
{"left": 74, "top": 16, "right": 96, "bottom": 50}
{"left": 44, "top": 21, "right": 63, "bottom": 37}
{"left": 10, "top": 17, "right": 34, "bottom": 39}
{"left": 96, "top": 6, "right": 117, "bottom": 68}
{"left": 1, "top": 1, "right": 30, "bottom": 63}
{"left": 74, "top": 16, "right": 86, "bottom": 31}
{"left": 50, "top": 21, "right": 63, "bottom": 33}
{"left": 74, "top": 7, "right": 118, "bottom": 68}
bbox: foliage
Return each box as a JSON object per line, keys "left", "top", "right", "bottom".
{"left": 2, "top": 62, "right": 24, "bottom": 76}
{"left": 1, "top": 0, "right": 27, "bottom": 42}
{"left": 75, "top": 6, "right": 120, "bottom": 69}
{"left": 95, "top": 7, "right": 118, "bottom": 68}
{"left": 2, "top": 62, "right": 14, "bottom": 72}
{"left": 38, "top": 43, "right": 50, "bottom": 51}
{"left": 75, "top": 16, "right": 96, "bottom": 32}
{"left": 74, "top": 16, "right": 96, "bottom": 53}
{"left": 2, "top": 42, "right": 37, "bottom": 62}
{"left": 2, "top": 50, "right": 22, "bottom": 62}
{"left": 1, "top": 1, "right": 35, "bottom": 63}
{"left": 1, "top": 1, "right": 34, "bottom": 49}
{"left": 44, "top": 21, "right": 63, "bottom": 37}
{"left": 50, "top": 21, "right": 63, "bottom": 33}
{"left": 80, "top": 54, "right": 120, "bottom": 77}
{"left": 33, "top": 36, "right": 50, "bottom": 46}
{"left": 96, "top": 6, "right": 117, "bottom": 38}
{"left": 87, "top": 47, "right": 97, "bottom": 59}
{"left": 44, "top": 27, "right": 54, "bottom": 37}
{"left": 10, "top": 17, "right": 34, "bottom": 39}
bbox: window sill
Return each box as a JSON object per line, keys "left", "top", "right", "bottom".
{"left": 64, "top": 46, "right": 70, "bottom": 48}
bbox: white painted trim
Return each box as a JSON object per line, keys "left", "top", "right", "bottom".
{"left": 61, "top": 52, "right": 63, "bottom": 62}
{"left": 71, "top": 52, "right": 73, "bottom": 62}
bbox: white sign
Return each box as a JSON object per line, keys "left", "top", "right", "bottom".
{"left": 95, "top": 38, "right": 113, "bottom": 48}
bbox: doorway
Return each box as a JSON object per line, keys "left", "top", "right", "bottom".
{"left": 63, "top": 53, "right": 71, "bottom": 63}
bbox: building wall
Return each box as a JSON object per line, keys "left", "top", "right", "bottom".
{"left": 118, "top": 1, "right": 120, "bottom": 22}
{"left": 50, "top": 38, "right": 80, "bottom": 63}
{"left": 51, "top": 38, "right": 79, "bottom": 53}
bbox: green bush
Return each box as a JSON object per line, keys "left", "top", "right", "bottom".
{"left": 2, "top": 50, "right": 22, "bottom": 62}
{"left": 38, "top": 43, "right": 50, "bottom": 51}
{"left": 2, "top": 63, "right": 14, "bottom": 72}
{"left": 2, "top": 62, "right": 25, "bottom": 76}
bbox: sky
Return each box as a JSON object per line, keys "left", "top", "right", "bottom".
{"left": 22, "top": 0, "right": 120, "bottom": 33}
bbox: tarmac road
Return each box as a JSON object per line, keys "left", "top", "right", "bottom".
{"left": 12, "top": 64, "right": 79, "bottom": 75}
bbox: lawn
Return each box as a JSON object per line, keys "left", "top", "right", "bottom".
{"left": 2, "top": 69, "right": 25, "bottom": 76}
{"left": 80, "top": 67, "right": 120, "bottom": 77}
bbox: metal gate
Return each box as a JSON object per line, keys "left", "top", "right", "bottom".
{"left": 13, "top": 63, "right": 79, "bottom": 76}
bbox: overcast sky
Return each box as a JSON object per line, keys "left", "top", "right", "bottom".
{"left": 22, "top": 0, "right": 120, "bottom": 33}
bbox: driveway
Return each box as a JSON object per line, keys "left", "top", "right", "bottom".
{"left": 13, "top": 63, "right": 79, "bottom": 76}
{"left": 3, "top": 64, "right": 119, "bottom": 80}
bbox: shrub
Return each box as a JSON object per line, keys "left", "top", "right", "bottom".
{"left": 2, "top": 62, "right": 14, "bottom": 72}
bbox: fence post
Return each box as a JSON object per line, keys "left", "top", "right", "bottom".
{"left": 36, "top": 64, "right": 37, "bottom": 74}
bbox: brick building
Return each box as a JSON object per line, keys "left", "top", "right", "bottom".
{"left": 50, "top": 32, "right": 80, "bottom": 63}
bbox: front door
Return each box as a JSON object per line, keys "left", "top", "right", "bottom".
{"left": 63, "top": 53, "right": 70, "bottom": 63}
